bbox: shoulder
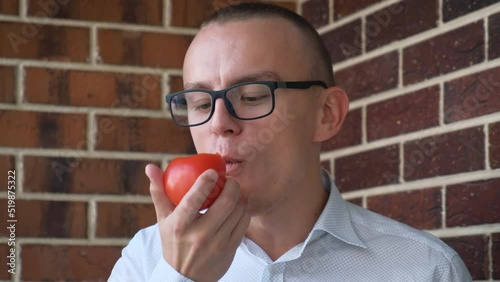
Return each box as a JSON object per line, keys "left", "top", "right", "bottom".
{"left": 347, "top": 202, "right": 457, "bottom": 262}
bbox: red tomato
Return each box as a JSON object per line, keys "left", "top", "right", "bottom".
{"left": 163, "top": 153, "right": 226, "bottom": 210}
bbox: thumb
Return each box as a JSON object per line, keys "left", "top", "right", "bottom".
{"left": 146, "top": 163, "right": 174, "bottom": 221}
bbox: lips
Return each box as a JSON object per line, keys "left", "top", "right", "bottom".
{"left": 220, "top": 156, "right": 244, "bottom": 175}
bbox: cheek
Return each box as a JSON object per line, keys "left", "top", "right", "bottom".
{"left": 190, "top": 128, "right": 210, "bottom": 152}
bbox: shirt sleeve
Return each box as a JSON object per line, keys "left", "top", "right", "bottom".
{"left": 437, "top": 254, "right": 473, "bottom": 282}
{"left": 108, "top": 226, "right": 195, "bottom": 282}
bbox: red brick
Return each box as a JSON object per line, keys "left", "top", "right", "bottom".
{"left": 0, "top": 244, "right": 13, "bottom": 280}
{"left": 22, "top": 245, "right": 121, "bottom": 281}
{"left": 368, "top": 188, "right": 442, "bottom": 229}
{"left": 320, "top": 160, "right": 331, "bottom": 175}
{"left": 334, "top": 0, "right": 383, "bottom": 20}
{"left": 444, "top": 66, "right": 500, "bottom": 123}
{"left": 0, "top": 1, "right": 18, "bottom": 15}
{"left": 0, "top": 200, "right": 87, "bottom": 237}
{"left": 321, "top": 108, "right": 362, "bottom": 151}
{"left": 403, "top": 127, "right": 484, "bottom": 181}
{"left": 0, "top": 155, "right": 15, "bottom": 191}
{"left": 23, "top": 156, "right": 157, "bottom": 195}
{"left": 367, "top": 85, "right": 440, "bottom": 141}
{"left": 302, "top": 0, "right": 329, "bottom": 28}
{"left": 169, "top": 75, "right": 184, "bottom": 93}
{"left": 442, "top": 236, "right": 489, "bottom": 280}
{"left": 443, "top": 0, "right": 499, "bottom": 22}
{"left": 28, "top": 0, "right": 162, "bottom": 25}
{"left": 322, "top": 19, "right": 362, "bottom": 64}
{"left": 96, "top": 202, "right": 156, "bottom": 238}
{"left": 403, "top": 21, "right": 484, "bottom": 85}
{"left": 366, "top": 0, "right": 438, "bottom": 51}
{"left": 0, "top": 22, "right": 89, "bottom": 61}
{"left": 95, "top": 115, "right": 195, "bottom": 153}
{"left": 0, "top": 110, "right": 87, "bottom": 149}
{"left": 0, "top": 66, "right": 16, "bottom": 103}
{"left": 490, "top": 12, "right": 500, "bottom": 60}
{"left": 490, "top": 122, "right": 500, "bottom": 169}
{"left": 493, "top": 233, "right": 500, "bottom": 279}
{"left": 98, "top": 29, "right": 192, "bottom": 68}
{"left": 335, "top": 51, "right": 398, "bottom": 100}
{"left": 347, "top": 198, "right": 362, "bottom": 206}
{"left": 446, "top": 178, "right": 500, "bottom": 227}
{"left": 171, "top": 0, "right": 296, "bottom": 28}
{"left": 335, "top": 144, "right": 399, "bottom": 192}
{"left": 25, "top": 68, "right": 162, "bottom": 109}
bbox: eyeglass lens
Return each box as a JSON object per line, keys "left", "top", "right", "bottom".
{"left": 170, "top": 83, "right": 273, "bottom": 126}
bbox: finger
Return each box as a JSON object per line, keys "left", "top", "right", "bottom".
{"left": 229, "top": 210, "right": 250, "bottom": 247}
{"left": 214, "top": 203, "right": 244, "bottom": 237}
{"left": 146, "top": 164, "right": 174, "bottom": 222}
{"left": 176, "top": 169, "right": 219, "bottom": 224}
{"left": 202, "top": 178, "right": 240, "bottom": 232}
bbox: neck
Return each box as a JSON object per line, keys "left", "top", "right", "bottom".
{"left": 245, "top": 168, "right": 328, "bottom": 261}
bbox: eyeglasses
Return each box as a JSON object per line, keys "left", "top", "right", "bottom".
{"left": 165, "top": 80, "right": 327, "bottom": 127}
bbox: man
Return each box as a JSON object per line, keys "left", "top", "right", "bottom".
{"left": 110, "top": 3, "right": 472, "bottom": 281}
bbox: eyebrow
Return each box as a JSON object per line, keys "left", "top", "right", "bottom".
{"left": 183, "top": 71, "right": 282, "bottom": 90}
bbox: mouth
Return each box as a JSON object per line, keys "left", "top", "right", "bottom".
{"left": 221, "top": 156, "right": 244, "bottom": 175}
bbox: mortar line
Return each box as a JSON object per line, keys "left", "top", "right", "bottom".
{"left": 19, "top": 0, "right": 27, "bottom": 19}
{"left": 15, "top": 63, "right": 24, "bottom": 105}
{"left": 399, "top": 142, "right": 404, "bottom": 183}
{"left": 0, "top": 58, "right": 183, "bottom": 74}
{"left": 485, "top": 124, "right": 491, "bottom": 170}
{"left": 332, "top": 8, "right": 500, "bottom": 72}
{"left": 0, "top": 14, "right": 198, "bottom": 35}
{"left": 488, "top": 233, "right": 493, "bottom": 281}
{"left": 485, "top": 16, "right": 489, "bottom": 62}
{"left": 15, "top": 152, "right": 23, "bottom": 193}
{"left": 347, "top": 58, "right": 500, "bottom": 110}
{"left": 0, "top": 192, "right": 153, "bottom": 203}
{"left": 87, "top": 111, "right": 95, "bottom": 152}
{"left": 340, "top": 169, "right": 500, "bottom": 199}
{"left": 361, "top": 106, "right": 367, "bottom": 144}
{"left": 320, "top": 113, "right": 500, "bottom": 160}
{"left": 163, "top": 0, "right": 171, "bottom": 28}
{"left": 88, "top": 200, "right": 97, "bottom": 241}
{"left": 0, "top": 148, "right": 189, "bottom": 161}
{"left": 438, "top": 0, "right": 443, "bottom": 26}
{"left": 441, "top": 185, "right": 447, "bottom": 229}
{"left": 439, "top": 82, "right": 445, "bottom": 126}
{"left": 89, "top": 25, "right": 98, "bottom": 65}
{"left": 427, "top": 224, "right": 500, "bottom": 238}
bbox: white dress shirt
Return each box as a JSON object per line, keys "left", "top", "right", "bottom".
{"left": 109, "top": 171, "right": 472, "bottom": 281}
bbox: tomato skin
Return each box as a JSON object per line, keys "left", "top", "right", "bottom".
{"left": 163, "top": 153, "right": 226, "bottom": 210}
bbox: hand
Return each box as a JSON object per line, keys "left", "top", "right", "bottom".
{"left": 146, "top": 164, "right": 250, "bottom": 282}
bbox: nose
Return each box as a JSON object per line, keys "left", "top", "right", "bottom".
{"left": 209, "top": 99, "right": 242, "bottom": 136}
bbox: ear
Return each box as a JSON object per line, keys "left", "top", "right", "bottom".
{"left": 312, "top": 87, "right": 349, "bottom": 142}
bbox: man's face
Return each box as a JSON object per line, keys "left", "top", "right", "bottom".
{"left": 183, "top": 18, "right": 322, "bottom": 214}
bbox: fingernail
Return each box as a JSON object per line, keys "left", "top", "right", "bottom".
{"left": 206, "top": 169, "right": 218, "bottom": 182}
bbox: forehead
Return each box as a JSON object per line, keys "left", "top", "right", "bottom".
{"left": 182, "top": 18, "right": 311, "bottom": 89}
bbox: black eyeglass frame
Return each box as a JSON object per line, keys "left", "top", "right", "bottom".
{"left": 165, "top": 80, "right": 328, "bottom": 127}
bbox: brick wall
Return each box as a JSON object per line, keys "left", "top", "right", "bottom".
{"left": 304, "top": 0, "right": 500, "bottom": 280}
{"left": 0, "top": 0, "right": 297, "bottom": 281}
{"left": 0, "top": 0, "right": 498, "bottom": 281}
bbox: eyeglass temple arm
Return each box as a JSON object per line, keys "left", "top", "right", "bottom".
{"left": 277, "top": 81, "right": 328, "bottom": 89}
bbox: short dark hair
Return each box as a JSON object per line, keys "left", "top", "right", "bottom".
{"left": 201, "top": 2, "right": 335, "bottom": 87}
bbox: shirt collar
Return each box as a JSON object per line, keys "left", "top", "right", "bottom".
{"left": 310, "top": 169, "right": 367, "bottom": 248}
